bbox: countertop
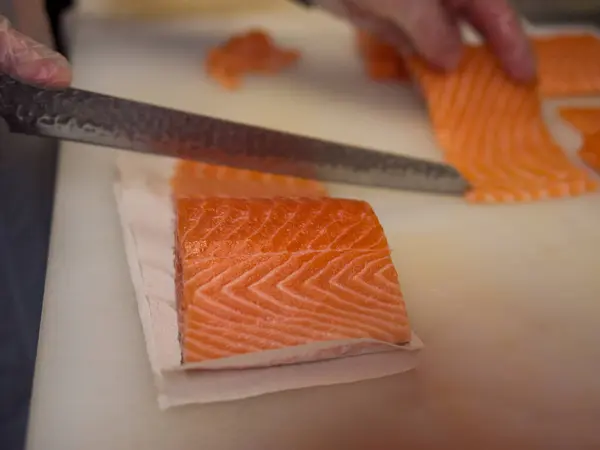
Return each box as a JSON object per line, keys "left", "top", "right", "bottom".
{"left": 26, "top": 10, "right": 600, "bottom": 450}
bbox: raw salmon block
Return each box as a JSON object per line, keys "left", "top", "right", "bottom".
{"left": 205, "top": 29, "right": 300, "bottom": 90}
{"left": 171, "top": 160, "right": 327, "bottom": 198}
{"left": 534, "top": 34, "right": 600, "bottom": 97}
{"left": 408, "top": 45, "right": 598, "bottom": 203}
{"left": 175, "top": 197, "right": 411, "bottom": 364}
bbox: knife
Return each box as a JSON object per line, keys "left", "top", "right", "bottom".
{"left": 0, "top": 73, "right": 469, "bottom": 195}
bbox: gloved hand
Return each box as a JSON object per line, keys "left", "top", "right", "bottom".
{"left": 314, "top": 0, "right": 536, "bottom": 82}
{"left": 0, "top": 15, "right": 71, "bottom": 87}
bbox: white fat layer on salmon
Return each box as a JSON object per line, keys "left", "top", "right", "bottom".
{"left": 114, "top": 153, "right": 422, "bottom": 408}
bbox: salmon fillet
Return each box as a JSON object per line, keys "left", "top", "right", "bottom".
{"left": 205, "top": 29, "right": 300, "bottom": 90}
{"left": 559, "top": 107, "right": 600, "bottom": 171}
{"left": 175, "top": 197, "right": 411, "bottom": 364}
{"left": 408, "top": 45, "right": 598, "bottom": 203}
{"left": 534, "top": 34, "right": 600, "bottom": 97}
{"left": 356, "top": 30, "right": 410, "bottom": 82}
{"left": 171, "top": 160, "right": 327, "bottom": 198}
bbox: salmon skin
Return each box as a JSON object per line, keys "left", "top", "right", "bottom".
{"left": 175, "top": 197, "right": 411, "bottom": 364}
{"left": 408, "top": 45, "right": 599, "bottom": 203}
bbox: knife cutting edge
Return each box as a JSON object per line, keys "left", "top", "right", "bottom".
{"left": 0, "top": 73, "right": 470, "bottom": 195}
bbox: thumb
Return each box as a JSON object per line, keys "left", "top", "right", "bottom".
{"left": 0, "top": 15, "right": 72, "bottom": 88}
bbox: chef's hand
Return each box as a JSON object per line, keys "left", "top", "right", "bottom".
{"left": 0, "top": 15, "right": 71, "bottom": 87}
{"left": 314, "top": 0, "right": 536, "bottom": 82}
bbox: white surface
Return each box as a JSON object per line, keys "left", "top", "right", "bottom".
{"left": 114, "top": 157, "right": 421, "bottom": 408}
{"left": 28, "top": 10, "right": 600, "bottom": 450}
{"left": 75, "top": 0, "right": 290, "bottom": 17}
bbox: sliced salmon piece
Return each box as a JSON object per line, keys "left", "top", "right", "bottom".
{"left": 205, "top": 29, "right": 300, "bottom": 90}
{"left": 408, "top": 45, "right": 598, "bottom": 203}
{"left": 534, "top": 34, "right": 600, "bottom": 97}
{"left": 175, "top": 197, "right": 410, "bottom": 363}
{"left": 170, "top": 160, "right": 327, "bottom": 198}
{"left": 356, "top": 30, "right": 410, "bottom": 82}
{"left": 558, "top": 107, "right": 600, "bottom": 171}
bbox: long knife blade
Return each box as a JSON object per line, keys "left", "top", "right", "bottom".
{"left": 0, "top": 74, "right": 469, "bottom": 195}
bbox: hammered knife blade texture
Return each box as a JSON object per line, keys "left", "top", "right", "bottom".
{"left": 0, "top": 74, "right": 470, "bottom": 195}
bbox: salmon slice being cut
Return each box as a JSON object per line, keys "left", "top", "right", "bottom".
{"left": 408, "top": 45, "right": 598, "bottom": 203}
{"left": 558, "top": 107, "right": 600, "bottom": 171}
{"left": 534, "top": 34, "right": 600, "bottom": 97}
{"left": 356, "top": 30, "right": 410, "bottom": 82}
{"left": 171, "top": 160, "right": 327, "bottom": 198}
{"left": 175, "top": 197, "right": 411, "bottom": 364}
{"left": 205, "top": 29, "right": 300, "bottom": 90}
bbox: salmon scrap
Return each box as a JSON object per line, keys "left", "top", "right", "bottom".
{"left": 559, "top": 107, "right": 600, "bottom": 135}
{"left": 559, "top": 107, "right": 600, "bottom": 171}
{"left": 356, "top": 30, "right": 410, "bottom": 82}
{"left": 534, "top": 34, "right": 600, "bottom": 97}
{"left": 174, "top": 196, "right": 410, "bottom": 363}
{"left": 408, "top": 45, "right": 598, "bottom": 203}
{"left": 170, "top": 160, "right": 327, "bottom": 198}
{"left": 205, "top": 29, "right": 300, "bottom": 90}
{"left": 578, "top": 132, "right": 600, "bottom": 171}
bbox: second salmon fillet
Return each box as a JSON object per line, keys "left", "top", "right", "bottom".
{"left": 409, "top": 46, "right": 598, "bottom": 203}
{"left": 175, "top": 197, "right": 411, "bottom": 364}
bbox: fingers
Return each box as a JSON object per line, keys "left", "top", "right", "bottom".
{"left": 0, "top": 16, "right": 72, "bottom": 88}
{"left": 448, "top": 0, "right": 536, "bottom": 82}
{"left": 319, "top": 0, "right": 535, "bottom": 82}
{"left": 380, "top": 0, "right": 464, "bottom": 71}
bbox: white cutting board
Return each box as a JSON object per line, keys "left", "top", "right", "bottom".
{"left": 28, "top": 9, "right": 600, "bottom": 450}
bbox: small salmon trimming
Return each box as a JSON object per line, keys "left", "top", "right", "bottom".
{"left": 356, "top": 30, "right": 410, "bottom": 83}
{"left": 558, "top": 107, "right": 600, "bottom": 172}
{"left": 205, "top": 29, "right": 300, "bottom": 90}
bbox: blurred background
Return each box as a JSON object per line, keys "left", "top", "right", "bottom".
{"left": 46, "top": 0, "right": 600, "bottom": 60}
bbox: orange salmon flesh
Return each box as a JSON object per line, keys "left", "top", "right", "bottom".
{"left": 534, "top": 34, "right": 600, "bottom": 98}
{"left": 356, "top": 30, "right": 410, "bottom": 83}
{"left": 408, "top": 45, "right": 598, "bottom": 203}
{"left": 174, "top": 197, "right": 411, "bottom": 364}
{"left": 559, "top": 107, "right": 600, "bottom": 172}
{"left": 205, "top": 29, "right": 300, "bottom": 90}
{"left": 171, "top": 160, "right": 327, "bottom": 199}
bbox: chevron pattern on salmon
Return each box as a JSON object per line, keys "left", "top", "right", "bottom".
{"left": 175, "top": 197, "right": 411, "bottom": 364}
{"left": 409, "top": 45, "right": 599, "bottom": 203}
